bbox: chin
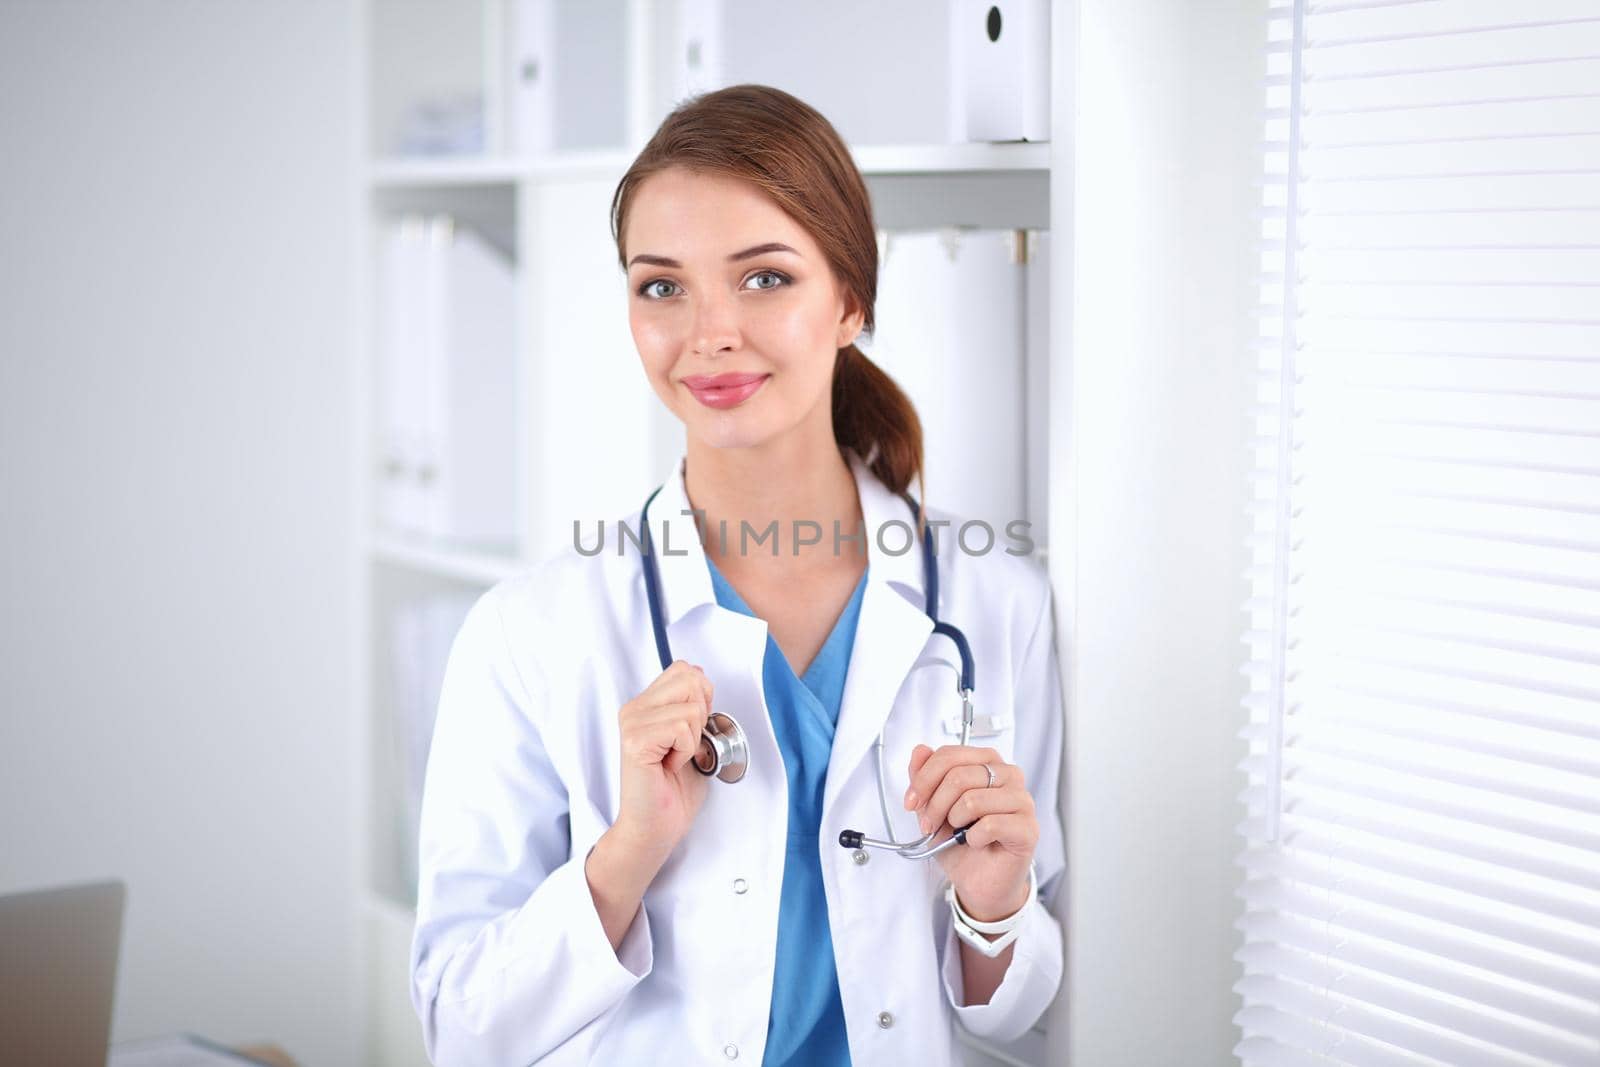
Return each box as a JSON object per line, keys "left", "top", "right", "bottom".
{"left": 673, "top": 396, "right": 788, "bottom": 449}
{"left": 688, "top": 417, "right": 777, "bottom": 452}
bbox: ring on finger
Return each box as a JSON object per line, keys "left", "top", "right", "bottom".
{"left": 983, "top": 763, "right": 998, "bottom": 789}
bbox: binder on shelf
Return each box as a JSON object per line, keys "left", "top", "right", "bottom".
{"left": 374, "top": 214, "right": 518, "bottom": 551}
{"left": 378, "top": 216, "right": 429, "bottom": 534}
{"left": 675, "top": 0, "right": 725, "bottom": 103}
{"left": 420, "top": 217, "right": 518, "bottom": 549}
{"left": 506, "top": 0, "right": 554, "bottom": 156}
{"left": 482, "top": 0, "right": 508, "bottom": 158}
{"left": 505, "top": 0, "right": 629, "bottom": 153}
{"left": 857, "top": 227, "right": 1029, "bottom": 531}
{"left": 951, "top": 0, "right": 1051, "bottom": 143}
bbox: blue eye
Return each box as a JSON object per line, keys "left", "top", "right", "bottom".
{"left": 746, "top": 270, "right": 789, "bottom": 291}
{"left": 636, "top": 269, "right": 790, "bottom": 300}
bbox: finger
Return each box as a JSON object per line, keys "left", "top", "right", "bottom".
{"left": 960, "top": 812, "right": 1040, "bottom": 855}
{"left": 949, "top": 781, "right": 1033, "bottom": 830}
{"left": 688, "top": 665, "right": 714, "bottom": 705}
{"left": 640, "top": 660, "right": 713, "bottom": 703}
{"left": 919, "top": 762, "right": 1008, "bottom": 837}
{"left": 636, "top": 696, "right": 711, "bottom": 748}
{"left": 629, "top": 673, "right": 713, "bottom": 719}
{"left": 640, "top": 659, "right": 695, "bottom": 694}
{"left": 655, "top": 675, "right": 713, "bottom": 712}
{"left": 910, "top": 744, "right": 1002, "bottom": 805}
{"left": 675, "top": 661, "right": 715, "bottom": 705}
{"left": 909, "top": 745, "right": 1001, "bottom": 819}
{"left": 663, "top": 707, "right": 708, "bottom": 775}
{"left": 903, "top": 744, "right": 935, "bottom": 809}
{"left": 623, "top": 711, "right": 702, "bottom": 769}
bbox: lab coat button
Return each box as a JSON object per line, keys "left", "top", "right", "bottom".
{"left": 732, "top": 878, "right": 748, "bottom": 894}
{"left": 877, "top": 1011, "right": 894, "bottom": 1029}
{"left": 723, "top": 1043, "right": 739, "bottom": 1059}
{"left": 852, "top": 849, "right": 868, "bottom": 866}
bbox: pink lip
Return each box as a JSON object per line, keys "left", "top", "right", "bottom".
{"left": 682, "top": 372, "right": 769, "bottom": 409}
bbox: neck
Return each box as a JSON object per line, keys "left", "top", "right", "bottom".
{"left": 682, "top": 431, "right": 864, "bottom": 573}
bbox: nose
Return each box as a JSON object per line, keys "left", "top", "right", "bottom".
{"left": 690, "top": 288, "right": 741, "bottom": 358}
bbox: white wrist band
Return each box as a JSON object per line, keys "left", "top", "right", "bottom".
{"left": 946, "top": 865, "right": 1036, "bottom": 959}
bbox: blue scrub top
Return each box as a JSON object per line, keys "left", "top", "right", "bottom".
{"left": 705, "top": 553, "right": 868, "bottom": 1067}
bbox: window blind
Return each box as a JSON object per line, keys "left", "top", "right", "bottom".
{"left": 1236, "top": 1, "right": 1600, "bottom": 1064}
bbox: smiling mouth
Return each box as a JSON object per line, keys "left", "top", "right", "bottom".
{"left": 682, "top": 373, "right": 770, "bottom": 409}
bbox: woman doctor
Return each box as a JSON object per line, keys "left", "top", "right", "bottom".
{"left": 410, "top": 84, "right": 1066, "bottom": 1066}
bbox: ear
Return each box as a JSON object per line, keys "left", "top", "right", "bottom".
{"left": 836, "top": 292, "right": 866, "bottom": 349}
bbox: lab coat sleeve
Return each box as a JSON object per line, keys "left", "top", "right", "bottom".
{"left": 410, "top": 585, "right": 652, "bottom": 1066}
{"left": 939, "top": 574, "right": 1066, "bottom": 1042}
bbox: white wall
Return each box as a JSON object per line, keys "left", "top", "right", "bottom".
{"left": 1049, "top": 0, "right": 1263, "bottom": 1063}
{"left": 0, "top": 3, "right": 357, "bottom": 1063}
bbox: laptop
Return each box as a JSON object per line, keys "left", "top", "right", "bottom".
{"left": 0, "top": 879, "right": 126, "bottom": 1067}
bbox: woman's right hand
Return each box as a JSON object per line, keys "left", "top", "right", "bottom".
{"left": 586, "top": 660, "right": 716, "bottom": 952}
{"left": 609, "top": 659, "right": 716, "bottom": 868}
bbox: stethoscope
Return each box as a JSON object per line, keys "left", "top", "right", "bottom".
{"left": 638, "top": 484, "right": 978, "bottom": 861}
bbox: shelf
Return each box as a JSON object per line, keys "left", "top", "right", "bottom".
{"left": 527, "top": 147, "right": 636, "bottom": 179}
{"left": 369, "top": 155, "right": 525, "bottom": 188}
{"left": 371, "top": 535, "right": 528, "bottom": 586}
{"left": 852, "top": 141, "right": 1050, "bottom": 175}
{"left": 367, "top": 142, "right": 1051, "bottom": 190}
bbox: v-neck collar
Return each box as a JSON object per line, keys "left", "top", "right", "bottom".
{"left": 704, "top": 553, "right": 869, "bottom": 696}
{"left": 799, "top": 566, "right": 869, "bottom": 693}
{"left": 641, "top": 446, "right": 925, "bottom": 629}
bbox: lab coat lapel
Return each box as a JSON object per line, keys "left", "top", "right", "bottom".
{"left": 822, "top": 450, "right": 934, "bottom": 817}
{"left": 823, "top": 577, "right": 933, "bottom": 817}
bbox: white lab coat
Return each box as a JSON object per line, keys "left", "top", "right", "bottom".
{"left": 410, "top": 448, "right": 1066, "bottom": 1066}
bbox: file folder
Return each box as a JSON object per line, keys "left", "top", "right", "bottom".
{"left": 952, "top": 0, "right": 1051, "bottom": 143}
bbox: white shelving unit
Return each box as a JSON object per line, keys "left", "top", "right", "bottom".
{"left": 352, "top": 3, "right": 1068, "bottom": 1064}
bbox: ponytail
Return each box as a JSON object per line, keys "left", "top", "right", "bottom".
{"left": 832, "top": 344, "right": 925, "bottom": 506}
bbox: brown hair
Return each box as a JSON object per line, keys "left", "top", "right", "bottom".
{"left": 609, "top": 83, "right": 925, "bottom": 500}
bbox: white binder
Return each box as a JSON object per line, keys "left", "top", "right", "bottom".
{"left": 951, "top": 0, "right": 1051, "bottom": 143}
{"left": 507, "top": 0, "right": 554, "bottom": 155}
{"left": 377, "top": 216, "right": 429, "bottom": 535}
{"left": 858, "top": 228, "right": 1028, "bottom": 535}
{"left": 419, "top": 217, "right": 518, "bottom": 549}
{"left": 675, "top": 0, "right": 724, "bottom": 102}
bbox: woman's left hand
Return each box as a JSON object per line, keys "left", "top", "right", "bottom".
{"left": 904, "top": 743, "right": 1037, "bottom": 921}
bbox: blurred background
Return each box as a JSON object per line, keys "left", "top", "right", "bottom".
{"left": 0, "top": 0, "right": 357, "bottom": 1063}
{"left": 8, "top": 1, "right": 1594, "bottom": 1065}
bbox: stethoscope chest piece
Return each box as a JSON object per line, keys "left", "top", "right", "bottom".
{"left": 694, "top": 711, "right": 749, "bottom": 784}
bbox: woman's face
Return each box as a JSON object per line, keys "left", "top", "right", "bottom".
{"left": 623, "top": 166, "right": 864, "bottom": 452}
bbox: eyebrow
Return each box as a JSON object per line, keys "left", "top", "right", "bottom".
{"left": 626, "top": 242, "right": 801, "bottom": 270}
